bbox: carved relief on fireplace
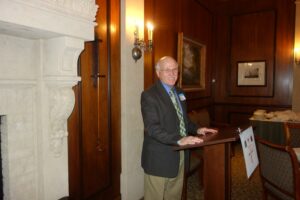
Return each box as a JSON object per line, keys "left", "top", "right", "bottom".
{"left": 49, "top": 87, "right": 75, "bottom": 156}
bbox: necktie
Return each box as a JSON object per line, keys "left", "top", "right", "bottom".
{"left": 169, "top": 89, "right": 186, "bottom": 137}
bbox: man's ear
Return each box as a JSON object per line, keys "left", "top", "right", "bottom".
{"left": 155, "top": 70, "right": 160, "bottom": 78}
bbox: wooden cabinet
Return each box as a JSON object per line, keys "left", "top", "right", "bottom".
{"left": 68, "top": 0, "right": 121, "bottom": 199}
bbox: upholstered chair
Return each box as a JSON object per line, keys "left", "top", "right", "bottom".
{"left": 256, "top": 137, "right": 300, "bottom": 200}
{"left": 284, "top": 122, "right": 300, "bottom": 163}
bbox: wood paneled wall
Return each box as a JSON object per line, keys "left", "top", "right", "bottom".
{"left": 144, "top": 0, "right": 295, "bottom": 125}
{"left": 213, "top": 0, "right": 295, "bottom": 125}
{"left": 144, "top": 0, "right": 181, "bottom": 88}
{"left": 144, "top": 0, "right": 215, "bottom": 111}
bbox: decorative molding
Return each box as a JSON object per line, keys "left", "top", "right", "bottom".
{"left": 45, "top": 74, "right": 79, "bottom": 157}
{"left": 12, "top": 0, "right": 98, "bottom": 21}
{"left": 48, "top": 87, "right": 75, "bottom": 156}
{"left": 43, "top": 37, "right": 84, "bottom": 77}
{"left": 0, "top": 79, "right": 37, "bottom": 86}
{"left": 0, "top": 0, "right": 97, "bottom": 40}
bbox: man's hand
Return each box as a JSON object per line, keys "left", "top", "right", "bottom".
{"left": 178, "top": 136, "right": 203, "bottom": 146}
{"left": 197, "top": 127, "right": 218, "bottom": 136}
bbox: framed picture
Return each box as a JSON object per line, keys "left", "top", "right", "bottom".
{"left": 177, "top": 32, "right": 206, "bottom": 91}
{"left": 237, "top": 61, "right": 266, "bottom": 86}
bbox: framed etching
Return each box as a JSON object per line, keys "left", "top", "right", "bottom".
{"left": 237, "top": 61, "right": 266, "bottom": 86}
{"left": 177, "top": 32, "right": 206, "bottom": 91}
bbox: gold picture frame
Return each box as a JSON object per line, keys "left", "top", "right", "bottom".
{"left": 177, "top": 32, "right": 206, "bottom": 91}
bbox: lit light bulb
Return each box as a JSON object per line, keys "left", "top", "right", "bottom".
{"left": 147, "top": 22, "right": 154, "bottom": 41}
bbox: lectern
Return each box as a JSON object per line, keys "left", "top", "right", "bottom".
{"left": 175, "top": 128, "right": 239, "bottom": 200}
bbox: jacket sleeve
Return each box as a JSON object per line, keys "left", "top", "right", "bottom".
{"left": 187, "top": 117, "right": 199, "bottom": 136}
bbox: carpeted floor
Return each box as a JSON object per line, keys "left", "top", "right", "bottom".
{"left": 187, "top": 142, "right": 263, "bottom": 200}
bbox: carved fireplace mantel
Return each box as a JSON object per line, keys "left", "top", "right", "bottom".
{"left": 0, "top": 0, "right": 97, "bottom": 199}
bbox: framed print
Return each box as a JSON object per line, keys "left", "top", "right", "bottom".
{"left": 237, "top": 61, "right": 266, "bottom": 86}
{"left": 177, "top": 32, "right": 206, "bottom": 91}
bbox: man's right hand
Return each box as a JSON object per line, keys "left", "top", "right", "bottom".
{"left": 178, "top": 136, "right": 203, "bottom": 146}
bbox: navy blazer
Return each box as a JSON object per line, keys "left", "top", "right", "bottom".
{"left": 141, "top": 80, "right": 199, "bottom": 178}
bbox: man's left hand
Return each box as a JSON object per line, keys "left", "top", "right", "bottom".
{"left": 197, "top": 127, "right": 218, "bottom": 135}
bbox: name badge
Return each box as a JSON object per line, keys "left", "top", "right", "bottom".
{"left": 178, "top": 93, "right": 186, "bottom": 101}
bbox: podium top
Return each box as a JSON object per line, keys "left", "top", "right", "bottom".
{"left": 174, "top": 127, "right": 240, "bottom": 150}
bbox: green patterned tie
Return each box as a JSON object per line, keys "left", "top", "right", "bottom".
{"left": 169, "top": 89, "right": 186, "bottom": 137}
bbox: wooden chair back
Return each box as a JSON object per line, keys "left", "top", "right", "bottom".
{"left": 256, "top": 137, "right": 300, "bottom": 200}
{"left": 284, "top": 122, "right": 300, "bottom": 147}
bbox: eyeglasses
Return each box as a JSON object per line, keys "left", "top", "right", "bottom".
{"left": 160, "top": 68, "right": 179, "bottom": 74}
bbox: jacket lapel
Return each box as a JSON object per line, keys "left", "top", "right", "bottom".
{"left": 155, "top": 81, "right": 177, "bottom": 114}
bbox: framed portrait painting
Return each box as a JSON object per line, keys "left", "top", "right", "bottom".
{"left": 177, "top": 32, "right": 206, "bottom": 91}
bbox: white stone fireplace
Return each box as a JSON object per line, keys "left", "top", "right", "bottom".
{"left": 0, "top": 0, "right": 97, "bottom": 199}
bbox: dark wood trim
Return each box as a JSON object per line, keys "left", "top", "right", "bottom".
{"left": 109, "top": 0, "right": 121, "bottom": 198}
{"left": 144, "top": 0, "right": 155, "bottom": 89}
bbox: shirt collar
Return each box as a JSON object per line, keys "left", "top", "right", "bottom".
{"left": 160, "top": 81, "right": 175, "bottom": 94}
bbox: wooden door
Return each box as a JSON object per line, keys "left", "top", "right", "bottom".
{"left": 68, "top": 0, "right": 121, "bottom": 199}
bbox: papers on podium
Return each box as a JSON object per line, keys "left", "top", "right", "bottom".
{"left": 239, "top": 126, "right": 259, "bottom": 178}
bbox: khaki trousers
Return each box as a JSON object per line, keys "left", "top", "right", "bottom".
{"left": 144, "top": 151, "right": 185, "bottom": 200}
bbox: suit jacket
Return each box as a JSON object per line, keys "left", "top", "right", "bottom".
{"left": 141, "top": 80, "right": 199, "bottom": 178}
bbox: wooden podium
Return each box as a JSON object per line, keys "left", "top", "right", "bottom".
{"left": 175, "top": 127, "right": 239, "bottom": 200}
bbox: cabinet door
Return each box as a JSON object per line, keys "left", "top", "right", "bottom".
{"left": 68, "top": 0, "right": 120, "bottom": 199}
{"left": 82, "top": 40, "right": 111, "bottom": 198}
{"left": 68, "top": 40, "right": 111, "bottom": 199}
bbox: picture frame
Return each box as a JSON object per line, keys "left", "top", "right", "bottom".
{"left": 237, "top": 61, "right": 266, "bottom": 86}
{"left": 177, "top": 32, "right": 206, "bottom": 91}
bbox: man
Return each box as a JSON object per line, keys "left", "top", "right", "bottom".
{"left": 140, "top": 56, "right": 218, "bottom": 200}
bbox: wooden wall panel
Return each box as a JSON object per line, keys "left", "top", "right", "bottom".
{"left": 212, "top": 0, "right": 295, "bottom": 124}
{"left": 229, "top": 10, "right": 275, "bottom": 97}
{"left": 145, "top": 0, "right": 215, "bottom": 111}
{"left": 145, "top": 0, "right": 295, "bottom": 125}
{"left": 144, "top": 0, "right": 180, "bottom": 89}
{"left": 182, "top": 0, "right": 214, "bottom": 101}
{"left": 109, "top": 0, "right": 121, "bottom": 198}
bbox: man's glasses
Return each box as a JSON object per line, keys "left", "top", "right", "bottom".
{"left": 160, "top": 68, "right": 179, "bottom": 74}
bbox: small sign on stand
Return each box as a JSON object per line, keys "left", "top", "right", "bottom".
{"left": 239, "top": 126, "right": 259, "bottom": 178}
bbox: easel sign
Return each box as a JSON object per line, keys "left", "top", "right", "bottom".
{"left": 239, "top": 126, "right": 259, "bottom": 178}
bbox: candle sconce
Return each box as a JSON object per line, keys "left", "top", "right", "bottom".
{"left": 132, "top": 22, "right": 153, "bottom": 62}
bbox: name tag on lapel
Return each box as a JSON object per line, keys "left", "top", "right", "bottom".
{"left": 178, "top": 93, "right": 186, "bottom": 101}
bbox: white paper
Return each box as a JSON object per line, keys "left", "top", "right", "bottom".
{"left": 239, "top": 126, "right": 259, "bottom": 178}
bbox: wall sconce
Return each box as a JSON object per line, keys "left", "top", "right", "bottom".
{"left": 132, "top": 22, "right": 154, "bottom": 62}
{"left": 295, "top": 48, "right": 300, "bottom": 65}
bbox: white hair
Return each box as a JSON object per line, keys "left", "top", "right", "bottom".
{"left": 155, "top": 56, "right": 178, "bottom": 71}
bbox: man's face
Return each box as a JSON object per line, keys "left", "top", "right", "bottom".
{"left": 156, "top": 59, "right": 179, "bottom": 86}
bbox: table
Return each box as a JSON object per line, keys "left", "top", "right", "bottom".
{"left": 175, "top": 127, "right": 240, "bottom": 200}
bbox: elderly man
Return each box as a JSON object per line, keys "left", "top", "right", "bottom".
{"left": 140, "top": 56, "right": 217, "bottom": 200}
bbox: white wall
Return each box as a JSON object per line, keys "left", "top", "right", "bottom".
{"left": 120, "top": 0, "right": 145, "bottom": 199}
{"left": 293, "top": 0, "right": 300, "bottom": 112}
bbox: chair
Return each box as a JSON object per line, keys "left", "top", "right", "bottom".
{"left": 284, "top": 122, "right": 300, "bottom": 163}
{"left": 284, "top": 122, "right": 300, "bottom": 147}
{"left": 256, "top": 137, "right": 300, "bottom": 200}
